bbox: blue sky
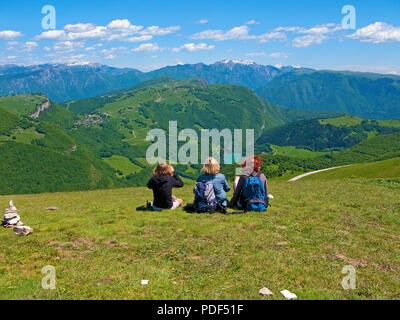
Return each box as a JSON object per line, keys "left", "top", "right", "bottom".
{"left": 0, "top": 0, "right": 399, "bottom": 73}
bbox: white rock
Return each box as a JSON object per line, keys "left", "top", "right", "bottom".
{"left": 268, "top": 194, "right": 274, "bottom": 199}
{"left": 7, "top": 216, "right": 20, "bottom": 225}
{"left": 259, "top": 287, "right": 274, "bottom": 296}
{"left": 141, "top": 280, "right": 149, "bottom": 286}
{"left": 280, "top": 290, "right": 297, "bottom": 300}
{"left": 13, "top": 226, "right": 33, "bottom": 236}
{"left": 9, "top": 200, "right": 17, "bottom": 211}
{"left": 4, "top": 213, "right": 18, "bottom": 220}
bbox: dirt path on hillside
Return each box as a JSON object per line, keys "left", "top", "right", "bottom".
{"left": 288, "top": 165, "right": 353, "bottom": 182}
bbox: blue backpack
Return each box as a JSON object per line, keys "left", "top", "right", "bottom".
{"left": 241, "top": 174, "right": 268, "bottom": 212}
{"left": 193, "top": 182, "right": 217, "bottom": 213}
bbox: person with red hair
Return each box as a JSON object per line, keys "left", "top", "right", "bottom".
{"left": 229, "top": 155, "right": 268, "bottom": 210}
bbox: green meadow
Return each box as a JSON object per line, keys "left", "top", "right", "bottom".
{"left": 270, "top": 145, "right": 331, "bottom": 159}
{"left": 1, "top": 178, "right": 399, "bottom": 300}
{"left": 305, "top": 157, "right": 400, "bottom": 180}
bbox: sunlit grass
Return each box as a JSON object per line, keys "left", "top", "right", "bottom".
{"left": 0, "top": 179, "right": 399, "bottom": 300}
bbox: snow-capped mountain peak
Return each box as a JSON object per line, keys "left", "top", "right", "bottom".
{"left": 218, "top": 59, "right": 257, "bottom": 66}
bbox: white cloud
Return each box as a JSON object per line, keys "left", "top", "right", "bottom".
{"left": 269, "top": 52, "right": 289, "bottom": 58}
{"left": 191, "top": 25, "right": 253, "bottom": 41}
{"left": 275, "top": 23, "right": 341, "bottom": 35}
{"left": 348, "top": 22, "right": 400, "bottom": 43}
{"left": 68, "top": 26, "right": 107, "bottom": 40}
{"left": 35, "top": 19, "right": 180, "bottom": 42}
{"left": 107, "top": 19, "right": 143, "bottom": 33}
{"left": 64, "top": 23, "right": 97, "bottom": 33}
{"left": 245, "top": 52, "right": 265, "bottom": 57}
{"left": 245, "top": 20, "right": 260, "bottom": 25}
{"left": 6, "top": 41, "right": 38, "bottom": 52}
{"left": 101, "top": 47, "right": 128, "bottom": 56}
{"left": 23, "top": 42, "right": 38, "bottom": 51}
{"left": 259, "top": 31, "right": 287, "bottom": 43}
{"left": 132, "top": 43, "right": 160, "bottom": 52}
{"left": 172, "top": 43, "right": 215, "bottom": 52}
{"left": 292, "top": 34, "right": 328, "bottom": 47}
{"left": 245, "top": 51, "right": 288, "bottom": 58}
{"left": 196, "top": 19, "right": 209, "bottom": 24}
{"left": 54, "top": 41, "right": 85, "bottom": 52}
{"left": 125, "top": 35, "right": 153, "bottom": 43}
{"left": 0, "top": 30, "right": 23, "bottom": 40}
{"left": 36, "top": 30, "right": 67, "bottom": 40}
{"left": 140, "top": 26, "right": 180, "bottom": 36}
{"left": 273, "top": 23, "right": 342, "bottom": 47}
{"left": 191, "top": 25, "right": 286, "bottom": 43}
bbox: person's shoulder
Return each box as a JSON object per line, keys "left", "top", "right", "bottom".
{"left": 197, "top": 173, "right": 207, "bottom": 181}
{"left": 258, "top": 173, "right": 267, "bottom": 181}
{"left": 216, "top": 173, "right": 227, "bottom": 179}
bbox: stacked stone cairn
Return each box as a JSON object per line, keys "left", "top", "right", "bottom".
{"left": 1, "top": 200, "right": 33, "bottom": 236}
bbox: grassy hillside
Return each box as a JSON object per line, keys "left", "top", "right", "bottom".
{"left": 63, "top": 77, "right": 338, "bottom": 133}
{"left": 0, "top": 95, "right": 129, "bottom": 195}
{"left": 270, "top": 145, "right": 330, "bottom": 158}
{"left": 256, "top": 116, "right": 400, "bottom": 153}
{"left": 1, "top": 83, "right": 399, "bottom": 195}
{"left": 304, "top": 157, "right": 400, "bottom": 180}
{"left": 222, "top": 130, "right": 400, "bottom": 181}
{"left": 0, "top": 179, "right": 398, "bottom": 299}
{"left": 321, "top": 115, "right": 400, "bottom": 128}
{"left": 0, "top": 94, "right": 47, "bottom": 115}
{"left": 256, "top": 70, "right": 400, "bottom": 120}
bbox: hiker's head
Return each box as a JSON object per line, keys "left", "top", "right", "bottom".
{"left": 241, "top": 155, "right": 262, "bottom": 173}
{"left": 202, "top": 157, "right": 220, "bottom": 175}
{"left": 153, "top": 163, "right": 174, "bottom": 177}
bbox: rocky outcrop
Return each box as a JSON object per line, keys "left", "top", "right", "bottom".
{"left": 30, "top": 100, "right": 50, "bottom": 118}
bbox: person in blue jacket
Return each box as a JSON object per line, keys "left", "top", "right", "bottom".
{"left": 196, "top": 157, "right": 231, "bottom": 210}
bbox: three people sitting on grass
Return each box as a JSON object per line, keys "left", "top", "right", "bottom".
{"left": 146, "top": 156, "right": 268, "bottom": 213}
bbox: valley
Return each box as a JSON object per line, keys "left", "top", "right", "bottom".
{"left": 1, "top": 75, "right": 399, "bottom": 195}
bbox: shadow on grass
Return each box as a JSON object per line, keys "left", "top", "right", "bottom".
{"left": 184, "top": 204, "right": 245, "bottom": 215}
{"left": 135, "top": 204, "right": 245, "bottom": 215}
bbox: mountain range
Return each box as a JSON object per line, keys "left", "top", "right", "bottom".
{"left": 1, "top": 60, "right": 399, "bottom": 120}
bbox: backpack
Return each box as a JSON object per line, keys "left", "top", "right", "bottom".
{"left": 193, "top": 182, "right": 217, "bottom": 213}
{"left": 240, "top": 174, "right": 268, "bottom": 212}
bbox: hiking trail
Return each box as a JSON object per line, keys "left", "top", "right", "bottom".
{"left": 288, "top": 165, "right": 353, "bottom": 182}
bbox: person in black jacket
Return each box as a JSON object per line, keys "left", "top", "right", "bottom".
{"left": 146, "top": 163, "right": 184, "bottom": 211}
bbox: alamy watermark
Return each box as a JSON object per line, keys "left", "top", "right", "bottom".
{"left": 42, "top": 5, "right": 56, "bottom": 30}
{"left": 146, "top": 121, "right": 254, "bottom": 174}
{"left": 41, "top": 265, "right": 56, "bottom": 290}
{"left": 342, "top": 5, "right": 356, "bottom": 30}
{"left": 341, "top": 265, "right": 356, "bottom": 290}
